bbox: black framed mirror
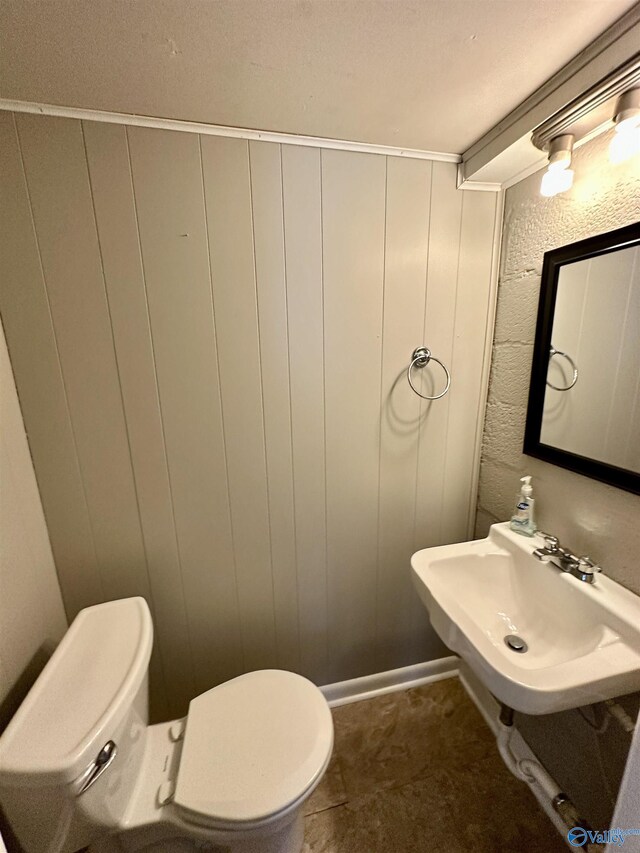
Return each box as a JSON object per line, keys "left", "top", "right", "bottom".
{"left": 524, "top": 221, "right": 640, "bottom": 496}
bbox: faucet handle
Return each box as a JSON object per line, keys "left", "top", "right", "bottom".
{"left": 540, "top": 534, "right": 560, "bottom": 552}
{"left": 577, "top": 556, "right": 601, "bottom": 575}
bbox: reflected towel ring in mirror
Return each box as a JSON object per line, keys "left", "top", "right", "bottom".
{"left": 523, "top": 222, "right": 640, "bottom": 495}
{"left": 407, "top": 346, "right": 451, "bottom": 400}
{"left": 547, "top": 345, "right": 579, "bottom": 391}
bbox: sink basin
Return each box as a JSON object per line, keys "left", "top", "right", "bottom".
{"left": 411, "top": 523, "right": 640, "bottom": 714}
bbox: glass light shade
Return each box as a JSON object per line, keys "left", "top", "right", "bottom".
{"left": 616, "top": 114, "right": 640, "bottom": 133}
{"left": 609, "top": 123, "right": 640, "bottom": 164}
{"left": 548, "top": 153, "right": 571, "bottom": 171}
{"left": 540, "top": 167, "right": 574, "bottom": 197}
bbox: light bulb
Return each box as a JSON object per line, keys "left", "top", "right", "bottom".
{"left": 548, "top": 153, "right": 571, "bottom": 172}
{"left": 540, "top": 167, "right": 574, "bottom": 197}
{"left": 616, "top": 114, "right": 640, "bottom": 133}
{"left": 610, "top": 89, "right": 640, "bottom": 164}
{"left": 609, "top": 120, "right": 640, "bottom": 164}
{"left": 540, "top": 134, "right": 574, "bottom": 196}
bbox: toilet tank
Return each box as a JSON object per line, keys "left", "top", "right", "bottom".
{"left": 0, "top": 597, "right": 153, "bottom": 853}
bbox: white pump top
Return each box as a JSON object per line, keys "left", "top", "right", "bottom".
{"left": 520, "top": 475, "right": 533, "bottom": 497}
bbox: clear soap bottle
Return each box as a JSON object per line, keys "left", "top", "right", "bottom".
{"left": 510, "top": 475, "right": 536, "bottom": 537}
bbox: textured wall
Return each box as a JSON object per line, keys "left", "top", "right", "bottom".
{"left": 0, "top": 111, "right": 499, "bottom": 720}
{"left": 477, "top": 126, "right": 640, "bottom": 594}
{"left": 0, "top": 320, "right": 67, "bottom": 730}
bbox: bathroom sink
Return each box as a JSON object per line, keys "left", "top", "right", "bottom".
{"left": 411, "top": 523, "right": 640, "bottom": 714}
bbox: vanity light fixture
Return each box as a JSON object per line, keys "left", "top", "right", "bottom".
{"left": 530, "top": 56, "right": 640, "bottom": 199}
{"left": 540, "top": 134, "right": 575, "bottom": 197}
{"left": 609, "top": 88, "right": 640, "bottom": 164}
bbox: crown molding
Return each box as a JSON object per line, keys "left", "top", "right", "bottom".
{"left": 456, "top": 166, "right": 502, "bottom": 191}
{"left": 0, "top": 98, "right": 461, "bottom": 164}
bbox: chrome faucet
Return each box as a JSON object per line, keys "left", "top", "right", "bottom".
{"left": 532, "top": 534, "right": 602, "bottom": 584}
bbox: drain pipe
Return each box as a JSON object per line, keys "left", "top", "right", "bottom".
{"left": 496, "top": 705, "right": 561, "bottom": 800}
{"left": 605, "top": 698, "right": 636, "bottom": 734}
{"left": 497, "top": 705, "right": 604, "bottom": 852}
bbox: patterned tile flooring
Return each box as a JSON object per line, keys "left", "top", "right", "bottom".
{"left": 303, "top": 677, "right": 567, "bottom": 852}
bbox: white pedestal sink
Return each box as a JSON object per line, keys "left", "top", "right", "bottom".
{"left": 411, "top": 523, "right": 640, "bottom": 714}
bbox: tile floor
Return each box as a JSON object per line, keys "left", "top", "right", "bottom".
{"left": 303, "top": 676, "right": 567, "bottom": 852}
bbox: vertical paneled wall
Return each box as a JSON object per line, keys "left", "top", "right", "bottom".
{"left": 0, "top": 320, "right": 67, "bottom": 730}
{"left": 0, "top": 111, "right": 499, "bottom": 719}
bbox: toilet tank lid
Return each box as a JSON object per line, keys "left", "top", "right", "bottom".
{"left": 0, "top": 598, "right": 152, "bottom": 788}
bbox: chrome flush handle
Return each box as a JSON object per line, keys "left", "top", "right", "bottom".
{"left": 76, "top": 740, "right": 117, "bottom": 796}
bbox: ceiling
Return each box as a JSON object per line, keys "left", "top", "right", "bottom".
{"left": 1, "top": 0, "right": 637, "bottom": 154}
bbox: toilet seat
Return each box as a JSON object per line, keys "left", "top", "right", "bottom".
{"left": 173, "top": 670, "right": 333, "bottom": 830}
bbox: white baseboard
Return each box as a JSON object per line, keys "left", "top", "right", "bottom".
{"left": 320, "top": 656, "right": 459, "bottom": 708}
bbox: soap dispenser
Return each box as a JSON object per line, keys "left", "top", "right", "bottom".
{"left": 510, "top": 475, "right": 536, "bottom": 537}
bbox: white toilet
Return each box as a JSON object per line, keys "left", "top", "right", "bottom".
{"left": 0, "top": 598, "right": 334, "bottom": 853}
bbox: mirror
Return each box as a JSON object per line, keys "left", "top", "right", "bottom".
{"left": 524, "top": 222, "right": 640, "bottom": 495}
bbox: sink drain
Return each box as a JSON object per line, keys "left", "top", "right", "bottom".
{"left": 504, "top": 634, "right": 528, "bottom": 653}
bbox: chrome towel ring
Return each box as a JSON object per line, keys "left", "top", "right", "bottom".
{"left": 547, "top": 345, "right": 578, "bottom": 391}
{"left": 407, "top": 346, "right": 451, "bottom": 400}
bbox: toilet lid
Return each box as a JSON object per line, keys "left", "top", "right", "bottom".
{"left": 173, "top": 670, "right": 333, "bottom": 825}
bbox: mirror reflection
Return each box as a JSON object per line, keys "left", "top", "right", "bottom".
{"left": 540, "top": 244, "right": 640, "bottom": 474}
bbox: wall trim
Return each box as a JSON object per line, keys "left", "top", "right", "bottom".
{"left": 320, "top": 656, "right": 459, "bottom": 708}
{"left": 0, "top": 98, "right": 461, "bottom": 164}
{"left": 466, "top": 189, "right": 505, "bottom": 539}
{"left": 456, "top": 165, "right": 502, "bottom": 192}
{"left": 457, "top": 180, "right": 503, "bottom": 192}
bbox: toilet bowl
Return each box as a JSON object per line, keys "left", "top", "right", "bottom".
{"left": 0, "top": 598, "right": 333, "bottom": 853}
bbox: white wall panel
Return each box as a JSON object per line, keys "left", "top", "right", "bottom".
{"left": 0, "top": 319, "right": 67, "bottom": 728}
{"left": 127, "top": 126, "right": 242, "bottom": 697}
{"left": 414, "top": 161, "right": 463, "bottom": 550}
{"left": 82, "top": 120, "right": 195, "bottom": 716}
{"left": 1, "top": 113, "right": 499, "bottom": 714}
{"left": 281, "top": 145, "right": 329, "bottom": 683}
{"left": 322, "top": 149, "right": 386, "bottom": 682}
{"left": 441, "top": 190, "right": 499, "bottom": 543}
{"left": 249, "top": 141, "right": 300, "bottom": 673}
{"left": 0, "top": 112, "right": 102, "bottom": 618}
{"left": 15, "top": 113, "right": 169, "bottom": 718}
{"left": 16, "top": 115, "right": 151, "bottom": 604}
{"left": 376, "top": 157, "right": 439, "bottom": 672}
{"left": 201, "top": 136, "right": 277, "bottom": 673}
